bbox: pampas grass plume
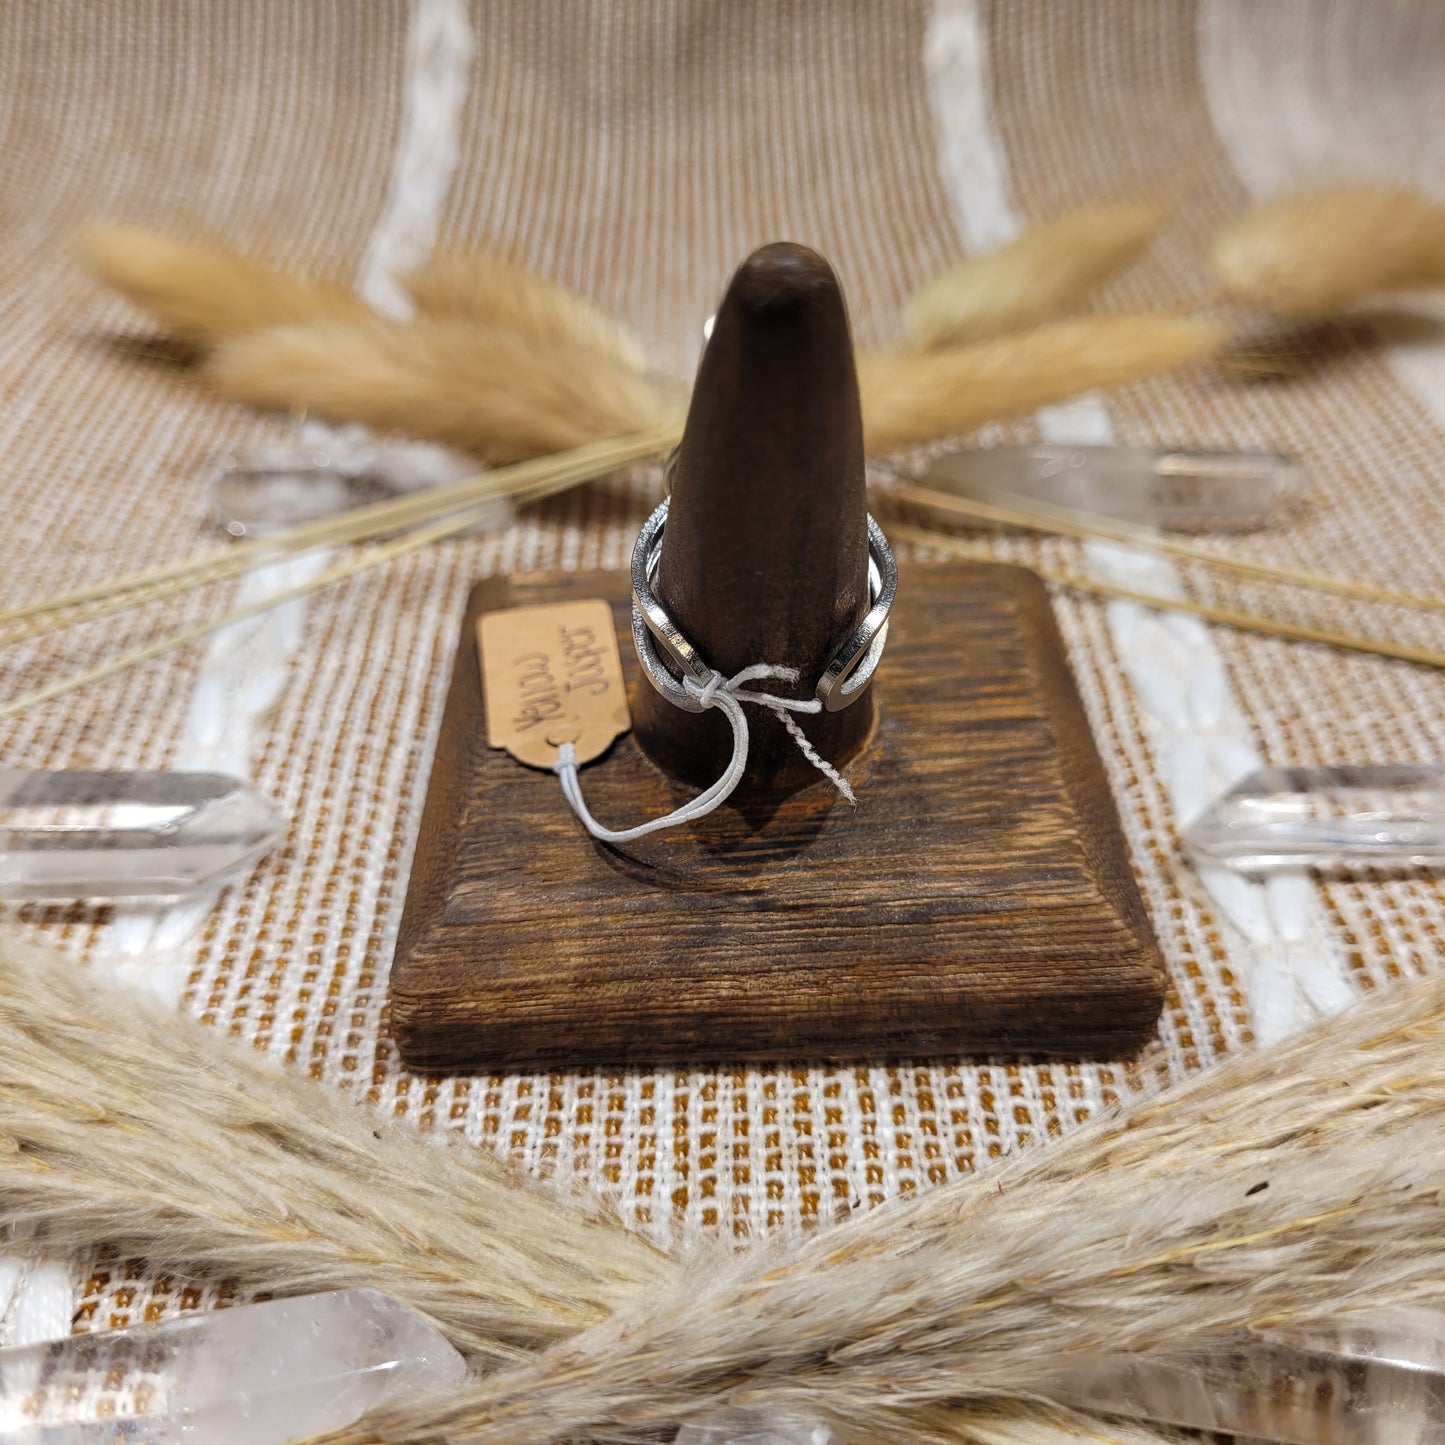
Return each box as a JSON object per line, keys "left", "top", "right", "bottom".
{"left": 207, "top": 317, "right": 677, "bottom": 464}
{"left": 0, "top": 936, "right": 672, "bottom": 1367}
{"left": 0, "top": 934, "right": 1187, "bottom": 1445}
{"left": 328, "top": 969, "right": 1445, "bottom": 1444}
{"left": 904, "top": 202, "right": 1165, "bottom": 350}
{"left": 405, "top": 254, "right": 652, "bottom": 376}
{"left": 1212, "top": 185, "right": 1445, "bottom": 317}
{"left": 81, "top": 225, "right": 373, "bottom": 343}
{"left": 860, "top": 313, "right": 1223, "bottom": 454}
{"left": 3, "top": 932, "right": 1441, "bottom": 1445}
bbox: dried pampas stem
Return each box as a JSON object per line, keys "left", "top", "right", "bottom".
{"left": 0, "top": 513, "right": 484, "bottom": 721}
{"left": 0, "top": 432, "right": 676, "bottom": 720}
{"left": 1212, "top": 185, "right": 1445, "bottom": 318}
{"left": 327, "top": 970, "right": 1445, "bottom": 1444}
{"left": 893, "top": 524, "right": 1445, "bottom": 671}
{"left": 81, "top": 229, "right": 677, "bottom": 465}
{"left": 859, "top": 315, "right": 1224, "bottom": 454}
{"left": 0, "top": 936, "right": 672, "bottom": 1368}
{"left": 892, "top": 480, "right": 1445, "bottom": 613}
{"left": 0, "top": 430, "right": 673, "bottom": 635}
{"left": 81, "top": 226, "right": 374, "bottom": 343}
{"left": 404, "top": 254, "right": 652, "bottom": 377}
{"left": 207, "top": 318, "right": 678, "bottom": 464}
{"left": 905, "top": 201, "right": 1165, "bottom": 350}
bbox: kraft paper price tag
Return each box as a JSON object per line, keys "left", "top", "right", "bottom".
{"left": 478, "top": 600, "right": 632, "bottom": 769}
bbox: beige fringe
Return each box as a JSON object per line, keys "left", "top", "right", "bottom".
{"left": 904, "top": 202, "right": 1164, "bottom": 350}
{"left": 81, "top": 225, "right": 374, "bottom": 343}
{"left": 404, "top": 254, "right": 652, "bottom": 377}
{"left": 206, "top": 318, "right": 677, "bottom": 465}
{"left": 859, "top": 315, "right": 1224, "bottom": 454}
{"left": 1212, "top": 185, "right": 1445, "bottom": 318}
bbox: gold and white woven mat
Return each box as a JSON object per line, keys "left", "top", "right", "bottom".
{"left": 2, "top": 0, "right": 1443, "bottom": 1337}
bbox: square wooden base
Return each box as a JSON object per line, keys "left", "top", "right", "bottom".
{"left": 390, "top": 561, "right": 1165, "bottom": 1071}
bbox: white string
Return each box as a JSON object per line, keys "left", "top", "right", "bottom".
{"left": 555, "top": 664, "right": 855, "bottom": 844}
{"left": 772, "top": 710, "right": 856, "bottom": 801}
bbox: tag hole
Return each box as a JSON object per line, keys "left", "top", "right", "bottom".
{"left": 546, "top": 726, "right": 583, "bottom": 747}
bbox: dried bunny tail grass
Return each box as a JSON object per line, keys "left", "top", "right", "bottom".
{"left": 207, "top": 317, "right": 677, "bottom": 464}
{"left": 404, "top": 253, "right": 652, "bottom": 376}
{"left": 905, "top": 201, "right": 1165, "bottom": 350}
{"left": 81, "top": 225, "right": 373, "bottom": 343}
{"left": 1212, "top": 185, "right": 1445, "bottom": 318}
{"left": 1410, "top": 240, "right": 1445, "bottom": 285}
{"left": 331, "top": 971, "right": 1445, "bottom": 1444}
{"left": 0, "top": 935, "right": 672, "bottom": 1368}
{"left": 860, "top": 314, "right": 1223, "bottom": 454}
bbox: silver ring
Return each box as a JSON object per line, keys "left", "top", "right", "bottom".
{"left": 629, "top": 498, "right": 897, "bottom": 713}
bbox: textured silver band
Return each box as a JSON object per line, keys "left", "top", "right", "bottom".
{"left": 629, "top": 497, "right": 897, "bottom": 714}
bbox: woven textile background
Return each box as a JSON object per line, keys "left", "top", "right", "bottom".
{"left": 2, "top": 0, "right": 1445, "bottom": 1342}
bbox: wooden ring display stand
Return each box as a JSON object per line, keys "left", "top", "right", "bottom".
{"left": 391, "top": 244, "right": 1165, "bottom": 1072}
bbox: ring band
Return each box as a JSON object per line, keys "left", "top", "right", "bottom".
{"left": 629, "top": 497, "right": 897, "bottom": 713}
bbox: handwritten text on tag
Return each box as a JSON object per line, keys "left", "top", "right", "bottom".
{"left": 478, "top": 600, "right": 631, "bottom": 769}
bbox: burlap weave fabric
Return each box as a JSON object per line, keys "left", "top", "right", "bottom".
{"left": 2, "top": 0, "right": 1444, "bottom": 1338}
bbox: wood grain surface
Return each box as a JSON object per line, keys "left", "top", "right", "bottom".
{"left": 633, "top": 241, "right": 875, "bottom": 789}
{"left": 391, "top": 561, "right": 1166, "bottom": 1071}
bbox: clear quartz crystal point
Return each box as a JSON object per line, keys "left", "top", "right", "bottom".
{"left": 203, "top": 427, "right": 477, "bottom": 538}
{"left": 674, "top": 1409, "right": 840, "bottom": 1445}
{"left": 1182, "top": 765, "right": 1445, "bottom": 873}
{"left": 0, "top": 769, "right": 284, "bottom": 903}
{"left": 1043, "top": 1310, "right": 1445, "bottom": 1444}
{"left": 923, "top": 443, "right": 1308, "bottom": 532}
{"left": 0, "top": 1290, "right": 465, "bottom": 1444}
{"left": 206, "top": 450, "right": 398, "bottom": 537}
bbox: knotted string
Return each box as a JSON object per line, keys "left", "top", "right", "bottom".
{"left": 554, "top": 663, "right": 855, "bottom": 844}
